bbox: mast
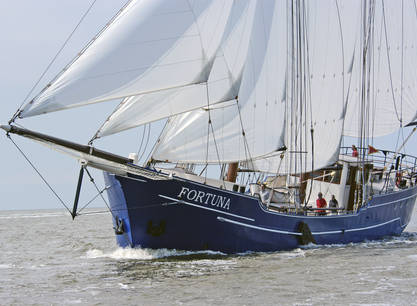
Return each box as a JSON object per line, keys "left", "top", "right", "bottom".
{"left": 226, "top": 162, "right": 239, "bottom": 183}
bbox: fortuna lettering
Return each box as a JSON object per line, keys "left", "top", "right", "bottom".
{"left": 177, "top": 187, "right": 231, "bottom": 210}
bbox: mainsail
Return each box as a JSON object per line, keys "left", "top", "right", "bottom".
{"left": 153, "top": 0, "right": 359, "bottom": 173}
{"left": 343, "top": 0, "right": 417, "bottom": 137}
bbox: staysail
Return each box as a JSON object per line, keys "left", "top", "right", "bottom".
{"left": 95, "top": 0, "right": 256, "bottom": 138}
{"left": 20, "top": 0, "right": 234, "bottom": 118}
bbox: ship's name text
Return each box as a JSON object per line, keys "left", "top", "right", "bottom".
{"left": 177, "top": 187, "right": 231, "bottom": 210}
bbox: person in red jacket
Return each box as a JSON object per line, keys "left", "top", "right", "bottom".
{"left": 316, "top": 192, "right": 327, "bottom": 216}
{"left": 352, "top": 145, "right": 358, "bottom": 157}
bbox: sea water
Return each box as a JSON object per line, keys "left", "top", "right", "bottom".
{"left": 0, "top": 207, "right": 416, "bottom": 305}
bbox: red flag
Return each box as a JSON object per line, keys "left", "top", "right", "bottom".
{"left": 368, "top": 145, "right": 378, "bottom": 154}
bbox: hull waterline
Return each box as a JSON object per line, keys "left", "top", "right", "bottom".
{"left": 104, "top": 171, "right": 417, "bottom": 253}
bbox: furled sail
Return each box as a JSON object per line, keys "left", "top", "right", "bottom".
{"left": 343, "top": 0, "right": 417, "bottom": 137}
{"left": 95, "top": 0, "right": 256, "bottom": 138}
{"left": 20, "top": 0, "right": 233, "bottom": 118}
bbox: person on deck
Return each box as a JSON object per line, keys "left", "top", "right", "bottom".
{"left": 352, "top": 145, "right": 358, "bottom": 157}
{"left": 329, "top": 194, "right": 338, "bottom": 208}
{"left": 329, "top": 194, "right": 338, "bottom": 214}
{"left": 316, "top": 192, "right": 327, "bottom": 216}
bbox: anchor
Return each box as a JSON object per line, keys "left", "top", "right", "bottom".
{"left": 114, "top": 217, "right": 125, "bottom": 235}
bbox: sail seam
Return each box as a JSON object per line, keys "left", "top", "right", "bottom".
{"left": 20, "top": 0, "right": 135, "bottom": 117}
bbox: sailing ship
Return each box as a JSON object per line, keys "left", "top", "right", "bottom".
{"left": 2, "top": 0, "right": 417, "bottom": 253}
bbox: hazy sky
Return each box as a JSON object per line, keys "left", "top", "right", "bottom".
{"left": 0, "top": 0, "right": 154, "bottom": 211}
{"left": 1, "top": 0, "right": 417, "bottom": 211}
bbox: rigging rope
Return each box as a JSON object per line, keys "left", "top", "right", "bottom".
{"left": 83, "top": 167, "right": 116, "bottom": 219}
{"left": 77, "top": 185, "right": 111, "bottom": 215}
{"left": 202, "top": 83, "right": 225, "bottom": 186}
{"left": 76, "top": 210, "right": 110, "bottom": 216}
{"left": 139, "top": 123, "right": 151, "bottom": 162}
{"left": 136, "top": 124, "right": 147, "bottom": 156}
{"left": 6, "top": 134, "right": 117, "bottom": 218}
{"left": 210, "top": 122, "right": 226, "bottom": 187}
{"left": 235, "top": 99, "right": 255, "bottom": 170}
{"left": 145, "top": 119, "right": 169, "bottom": 165}
{"left": 9, "top": 0, "right": 99, "bottom": 124}
{"left": 6, "top": 135, "right": 72, "bottom": 214}
{"left": 204, "top": 116, "right": 210, "bottom": 182}
{"left": 381, "top": 0, "right": 401, "bottom": 123}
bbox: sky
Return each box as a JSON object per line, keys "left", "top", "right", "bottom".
{"left": 1, "top": 0, "right": 417, "bottom": 211}
{"left": 0, "top": 0, "right": 159, "bottom": 211}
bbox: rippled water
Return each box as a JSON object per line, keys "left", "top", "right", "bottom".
{"left": 1, "top": 208, "right": 417, "bottom": 305}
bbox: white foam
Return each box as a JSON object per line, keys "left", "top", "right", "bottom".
{"left": 187, "top": 259, "right": 237, "bottom": 266}
{"left": 0, "top": 264, "right": 12, "bottom": 269}
{"left": 236, "top": 251, "right": 255, "bottom": 256}
{"left": 299, "top": 243, "right": 321, "bottom": 249}
{"left": 85, "top": 247, "right": 225, "bottom": 260}
{"left": 297, "top": 232, "right": 417, "bottom": 251}
{"left": 118, "top": 283, "right": 131, "bottom": 290}
{"left": 279, "top": 248, "right": 306, "bottom": 258}
{"left": 176, "top": 270, "right": 205, "bottom": 277}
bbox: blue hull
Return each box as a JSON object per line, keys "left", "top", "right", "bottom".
{"left": 104, "top": 171, "right": 417, "bottom": 253}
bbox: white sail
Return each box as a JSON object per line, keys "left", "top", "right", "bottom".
{"left": 96, "top": 0, "right": 256, "bottom": 138}
{"left": 15, "top": 0, "right": 417, "bottom": 173}
{"left": 271, "top": 0, "right": 360, "bottom": 174}
{"left": 153, "top": 0, "right": 358, "bottom": 173}
{"left": 343, "top": 0, "right": 417, "bottom": 137}
{"left": 153, "top": 0, "right": 287, "bottom": 164}
{"left": 20, "top": 0, "right": 233, "bottom": 118}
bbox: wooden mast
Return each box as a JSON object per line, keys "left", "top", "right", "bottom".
{"left": 226, "top": 162, "right": 238, "bottom": 183}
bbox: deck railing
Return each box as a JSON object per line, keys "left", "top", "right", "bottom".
{"left": 340, "top": 146, "right": 417, "bottom": 174}
{"left": 340, "top": 146, "right": 417, "bottom": 193}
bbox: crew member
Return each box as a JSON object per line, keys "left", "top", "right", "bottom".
{"left": 329, "top": 194, "right": 338, "bottom": 208}
{"left": 329, "top": 194, "right": 338, "bottom": 215}
{"left": 316, "top": 192, "right": 327, "bottom": 216}
{"left": 352, "top": 145, "right": 358, "bottom": 157}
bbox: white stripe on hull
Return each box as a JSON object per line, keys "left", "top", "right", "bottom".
{"left": 158, "top": 194, "right": 255, "bottom": 222}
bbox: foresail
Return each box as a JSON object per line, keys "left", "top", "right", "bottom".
{"left": 96, "top": 0, "right": 255, "bottom": 138}
{"left": 20, "top": 0, "right": 233, "bottom": 118}
{"left": 153, "top": 0, "right": 287, "bottom": 164}
{"left": 97, "top": 84, "right": 208, "bottom": 138}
